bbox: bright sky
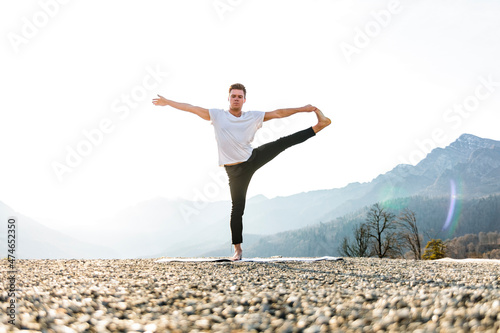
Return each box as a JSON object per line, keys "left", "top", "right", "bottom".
{"left": 1, "top": 0, "right": 500, "bottom": 229}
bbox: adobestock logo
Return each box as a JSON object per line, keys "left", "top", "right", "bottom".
{"left": 442, "top": 75, "right": 499, "bottom": 129}
{"left": 51, "top": 64, "right": 168, "bottom": 182}
{"left": 212, "top": 0, "right": 243, "bottom": 21}
{"left": 7, "top": 0, "right": 71, "bottom": 54}
{"left": 254, "top": 117, "right": 291, "bottom": 146}
{"left": 178, "top": 170, "right": 228, "bottom": 225}
{"left": 340, "top": 0, "right": 402, "bottom": 64}
{"left": 397, "top": 74, "right": 500, "bottom": 167}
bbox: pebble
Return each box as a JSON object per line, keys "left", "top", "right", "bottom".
{"left": 1, "top": 258, "right": 500, "bottom": 332}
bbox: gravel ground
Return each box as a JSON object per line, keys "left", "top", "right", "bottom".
{"left": 1, "top": 258, "right": 500, "bottom": 332}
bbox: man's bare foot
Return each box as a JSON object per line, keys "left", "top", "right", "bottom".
{"left": 312, "top": 109, "right": 331, "bottom": 133}
{"left": 231, "top": 244, "right": 242, "bottom": 261}
{"left": 231, "top": 251, "right": 242, "bottom": 261}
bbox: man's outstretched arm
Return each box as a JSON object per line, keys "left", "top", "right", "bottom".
{"left": 263, "top": 104, "right": 316, "bottom": 122}
{"left": 152, "top": 95, "right": 210, "bottom": 121}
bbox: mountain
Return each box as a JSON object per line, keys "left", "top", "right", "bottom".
{"left": 52, "top": 197, "right": 233, "bottom": 258}
{"left": 2, "top": 133, "right": 500, "bottom": 258}
{"left": 0, "top": 201, "right": 117, "bottom": 259}
{"left": 392, "top": 134, "right": 500, "bottom": 197}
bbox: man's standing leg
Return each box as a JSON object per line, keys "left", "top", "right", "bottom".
{"left": 225, "top": 165, "right": 252, "bottom": 245}
{"left": 225, "top": 164, "right": 255, "bottom": 260}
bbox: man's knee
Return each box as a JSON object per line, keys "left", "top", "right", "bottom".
{"left": 231, "top": 203, "right": 245, "bottom": 217}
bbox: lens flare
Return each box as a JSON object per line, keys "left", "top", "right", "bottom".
{"left": 442, "top": 180, "right": 456, "bottom": 231}
{"left": 377, "top": 184, "right": 409, "bottom": 208}
{"left": 442, "top": 179, "right": 463, "bottom": 237}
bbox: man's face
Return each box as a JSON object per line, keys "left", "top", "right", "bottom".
{"left": 228, "top": 89, "right": 246, "bottom": 111}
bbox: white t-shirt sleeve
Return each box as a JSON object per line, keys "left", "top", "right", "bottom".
{"left": 251, "top": 111, "right": 265, "bottom": 130}
{"left": 208, "top": 108, "right": 220, "bottom": 123}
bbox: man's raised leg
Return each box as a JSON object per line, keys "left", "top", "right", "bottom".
{"left": 249, "top": 109, "right": 331, "bottom": 170}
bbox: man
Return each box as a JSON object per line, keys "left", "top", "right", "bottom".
{"left": 152, "top": 83, "right": 331, "bottom": 260}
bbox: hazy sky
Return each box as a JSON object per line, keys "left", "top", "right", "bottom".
{"left": 1, "top": 0, "right": 500, "bottom": 229}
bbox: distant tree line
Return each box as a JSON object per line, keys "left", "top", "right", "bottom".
{"left": 446, "top": 232, "right": 500, "bottom": 259}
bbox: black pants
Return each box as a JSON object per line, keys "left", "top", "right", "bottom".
{"left": 224, "top": 127, "right": 316, "bottom": 244}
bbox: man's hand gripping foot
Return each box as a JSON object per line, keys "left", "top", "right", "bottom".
{"left": 312, "top": 109, "right": 331, "bottom": 133}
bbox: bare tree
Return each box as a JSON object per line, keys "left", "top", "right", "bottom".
{"left": 397, "top": 208, "right": 422, "bottom": 260}
{"left": 339, "top": 223, "right": 372, "bottom": 257}
{"left": 339, "top": 237, "right": 355, "bottom": 257}
{"left": 365, "top": 203, "right": 402, "bottom": 258}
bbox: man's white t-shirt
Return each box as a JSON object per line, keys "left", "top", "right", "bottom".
{"left": 209, "top": 108, "right": 265, "bottom": 166}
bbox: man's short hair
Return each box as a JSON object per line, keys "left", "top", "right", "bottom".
{"left": 229, "top": 83, "right": 246, "bottom": 98}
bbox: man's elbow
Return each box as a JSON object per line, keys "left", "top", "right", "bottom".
{"left": 264, "top": 110, "right": 281, "bottom": 121}
{"left": 272, "top": 110, "right": 284, "bottom": 119}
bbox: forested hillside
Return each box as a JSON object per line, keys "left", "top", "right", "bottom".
{"left": 245, "top": 195, "right": 500, "bottom": 257}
